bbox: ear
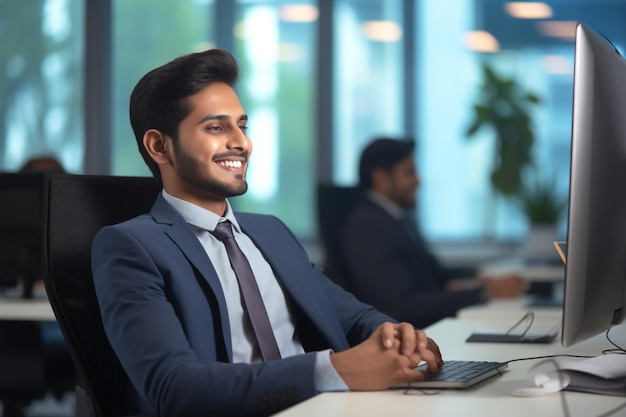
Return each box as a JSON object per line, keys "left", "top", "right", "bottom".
{"left": 143, "top": 129, "right": 171, "bottom": 167}
{"left": 371, "top": 167, "right": 391, "bottom": 191}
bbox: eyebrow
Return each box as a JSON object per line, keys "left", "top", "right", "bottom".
{"left": 197, "top": 113, "right": 248, "bottom": 125}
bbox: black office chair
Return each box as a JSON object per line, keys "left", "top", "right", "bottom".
{"left": 42, "top": 173, "right": 161, "bottom": 417}
{"left": 315, "top": 183, "right": 364, "bottom": 291}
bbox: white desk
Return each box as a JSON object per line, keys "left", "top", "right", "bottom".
{"left": 0, "top": 295, "right": 55, "bottom": 321}
{"left": 457, "top": 296, "right": 562, "bottom": 322}
{"left": 272, "top": 317, "right": 626, "bottom": 417}
{"left": 479, "top": 257, "right": 564, "bottom": 282}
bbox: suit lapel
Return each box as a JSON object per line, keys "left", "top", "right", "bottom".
{"left": 151, "top": 195, "right": 234, "bottom": 359}
{"left": 150, "top": 197, "right": 347, "bottom": 354}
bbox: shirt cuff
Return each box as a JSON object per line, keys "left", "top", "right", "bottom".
{"left": 314, "top": 349, "right": 349, "bottom": 392}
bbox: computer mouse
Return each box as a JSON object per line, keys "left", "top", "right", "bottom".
{"left": 510, "top": 360, "right": 571, "bottom": 397}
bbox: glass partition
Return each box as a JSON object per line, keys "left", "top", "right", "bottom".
{"left": 229, "top": 1, "right": 317, "bottom": 237}
{"left": 112, "top": 0, "right": 215, "bottom": 176}
{"left": 0, "top": 0, "right": 84, "bottom": 173}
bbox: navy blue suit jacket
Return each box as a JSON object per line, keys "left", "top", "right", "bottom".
{"left": 92, "top": 195, "right": 392, "bottom": 417}
{"left": 340, "top": 196, "right": 484, "bottom": 328}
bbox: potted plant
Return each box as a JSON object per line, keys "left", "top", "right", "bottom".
{"left": 465, "top": 63, "right": 542, "bottom": 235}
{"left": 516, "top": 174, "right": 567, "bottom": 226}
{"left": 516, "top": 173, "right": 568, "bottom": 261}
{"left": 466, "top": 63, "right": 541, "bottom": 197}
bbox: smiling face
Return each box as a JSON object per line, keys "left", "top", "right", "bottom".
{"left": 143, "top": 82, "right": 252, "bottom": 215}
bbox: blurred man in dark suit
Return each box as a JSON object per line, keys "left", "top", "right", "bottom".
{"left": 340, "top": 137, "right": 525, "bottom": 328}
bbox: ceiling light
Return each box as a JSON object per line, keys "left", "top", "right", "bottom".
{"left": 505, "top": 2, "right": 553, "bottom": 19}
{"left": 361, "top": 21, "right": 402, "bottom": 42}
{"left": 279, "top": 4, "right": 319, "bottom": 22}
{"left": 537, "top": 21, "right": 578, "bottom": 41}
{"left": 463, "top": 31, "right": 500, "bottom": 53}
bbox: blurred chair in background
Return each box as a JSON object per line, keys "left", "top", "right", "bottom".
{"left": 315, "top": 183, "right": 363, "bottom": 292}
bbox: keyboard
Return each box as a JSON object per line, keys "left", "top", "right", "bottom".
{"left": 398, "top": 360, "right": 508, "bottom": 389}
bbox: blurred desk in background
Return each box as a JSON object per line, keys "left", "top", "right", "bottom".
{"left": 478, "top": 256, "right": 565, "bottom": 303}
{"left": 457, "top": 296, "right": 562, "bottom": 322}
{"left": 0, "top": 296, "right": 55, "bottom": 321}
{"left": 478, "top": 257, "right": 564, "bottom": 282}
{"left": 0, "top": 285, "right": 55, "bottom": 321}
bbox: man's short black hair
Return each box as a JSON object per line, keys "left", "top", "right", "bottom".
{"left": 358, "top": 137, "right": 415, "bottom": 188}
{"left": 129, "top": 49, "right": 239, "bottom": 182}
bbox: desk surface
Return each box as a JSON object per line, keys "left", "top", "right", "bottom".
{"left": 479, "top": 257, "right": 564, "bottom": 282}
{"left": 457, "top": 296, "right": 563, "bottom": 322}
{"left": 0, "top": 294, "right": 55, "bottom": 321}
{"left": 273, "top": 317, "right": 626, "bottom": 417}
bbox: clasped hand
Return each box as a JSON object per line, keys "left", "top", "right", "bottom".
{"left": 330, "top": 322, "right": 443, "bottom": 391}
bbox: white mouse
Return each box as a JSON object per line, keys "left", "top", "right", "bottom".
{"left": 511, "top": 360, "right": 571, "bottom": 397}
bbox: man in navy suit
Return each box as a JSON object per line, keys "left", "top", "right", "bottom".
{"left": 340, "top": 138, "right": 525, "bottom": 328}
{"left": 91, "top": 50, "right": 443, "bottom": 417}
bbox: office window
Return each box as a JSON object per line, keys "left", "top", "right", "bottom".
{"left": 416, "top": 0, "right": 498, "bottom": 240}
{"left": 331, "top": 0, "right": 406, "bottom": 185}
{"left": 229, "top": 1, "right": 317, "bottom": 237}
{"left": 416, "top": 0, "right": 583, "bottom": 241}
{"left": 111, "top": 0, "right": 316, "bottom": 237}
{"left": 111, "top": 0, "right": 215, "bottom": 176}
{"left": 0, "top": 0, "right": 84, "bottom": 173}
{"left": 4, "top": 0, "right": 621, "bottom": 246}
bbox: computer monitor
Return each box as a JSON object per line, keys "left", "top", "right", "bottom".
{"left": 562, "top": 22, "right": 626, "bottom": 347}
{"left": 0, "top": 172, "right": 46, "bottom": 298}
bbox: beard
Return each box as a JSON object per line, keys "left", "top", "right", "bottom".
{"left": 174, "top": 142, "right": 249, "bottom": 198}
{"left": 389, "top": 186, "right": 416, "bottom": 209}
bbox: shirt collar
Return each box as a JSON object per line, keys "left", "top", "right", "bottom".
{"left": 367, "top": 190, "right": 405, "bottom": 220}
{"left": 161, "top": 190, "right": 241, "bottom": 232}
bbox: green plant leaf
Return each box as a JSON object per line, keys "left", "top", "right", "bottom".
{"left": 465, "top": 63, "right": 541, "bottom": 198}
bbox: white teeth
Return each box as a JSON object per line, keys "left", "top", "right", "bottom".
{"left": 219, "top": 160, "right": 242, "bottom": 168}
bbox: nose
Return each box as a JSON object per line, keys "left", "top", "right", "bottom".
{"left": 414, "top": 174, "right": 421, "bottom": 188}
{"left": 227, "top": 127, "right": 251, "bottom": 152}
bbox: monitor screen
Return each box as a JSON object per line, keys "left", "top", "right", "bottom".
{"left": 0, "top": 172, "right": 46, "bottom": 298}
{"left": 562, "top": 22, "right": 626, "bottom": 347}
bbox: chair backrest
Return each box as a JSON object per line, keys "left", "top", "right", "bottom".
{"left": 315, "top": 183, "right": 363, "bottom": 290}
{"left": 42, "top": 173, "right": 161, "bottom": 417}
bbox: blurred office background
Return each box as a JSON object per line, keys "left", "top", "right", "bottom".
{"left": 1, "top": 1, "right": 625, "bottom": 415}
{"left": 2, "top": 0, "right": 625, "bottom": 268}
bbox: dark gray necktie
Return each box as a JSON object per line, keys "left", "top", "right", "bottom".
{"left": 211, "top": 221, "right": 281, "bottom": 361}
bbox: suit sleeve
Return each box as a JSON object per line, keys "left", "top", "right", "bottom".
{"left": 340, "top": 208, "right": 485, "bottom": 328}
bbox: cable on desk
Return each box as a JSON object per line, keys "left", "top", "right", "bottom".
{"left": 402, "top": 387, "right": 439, "bottom": 396}
{"left": 603, "top": 326, "right": 626, "bottom": 355}
{"left": 505, "top": 311, "right": 534, "bottom": 337}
